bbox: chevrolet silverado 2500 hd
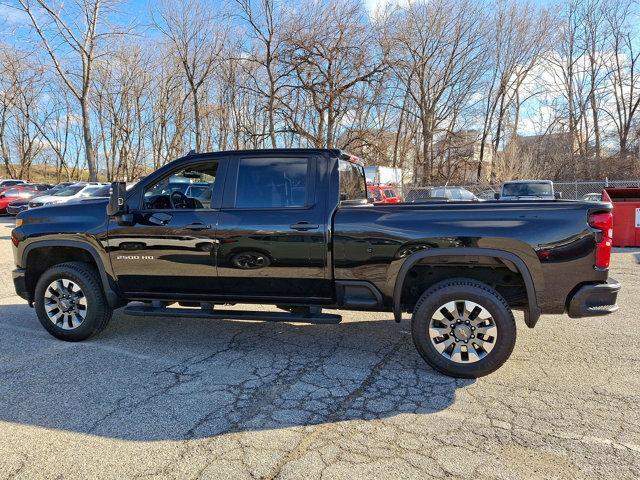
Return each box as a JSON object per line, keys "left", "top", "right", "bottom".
{"left": 11, "top": 149, "right": 620, "bottom": 377}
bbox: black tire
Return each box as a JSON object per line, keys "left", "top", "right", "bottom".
{"left": 34, "top": 262, "right": 112, "bottom": 341}
{"left": 411, "top": 278, "right": 516, "bottom": 378}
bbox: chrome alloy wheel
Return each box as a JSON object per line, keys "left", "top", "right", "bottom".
{"left": 428, "top": 300, "right": 498, "bottom": 363}
{"left": 43, "top": 279, "right": 88, "bottom": 330}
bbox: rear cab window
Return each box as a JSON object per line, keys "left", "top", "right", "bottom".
{"left": 338, "top": 159, "right": 367, "bottom": 202}
{"left": 502, "top": 182, "right": 553, "bottom": 197}
{"left": 235, "top": 157, "right": 311, "bottom": 208}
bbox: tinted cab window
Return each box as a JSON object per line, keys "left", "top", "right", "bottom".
{"left": 235, "top": 157, "right": 309, "bottom": 208}
{"left": 339, "top": 160, "right": 366, "bottom": 201}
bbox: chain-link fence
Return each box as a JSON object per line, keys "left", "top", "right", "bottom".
{"left": 553, "top": 180, "right": 640, "bottom": 200}
{"left": 401, "top": 180, "right": 640, "bottom": 202}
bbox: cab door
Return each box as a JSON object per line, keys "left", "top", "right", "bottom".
{"left": 215, "top": 154, "right": 331, "bottom": 302}
{"left": 108, "top": 158, "right": 227, "bottom": 296}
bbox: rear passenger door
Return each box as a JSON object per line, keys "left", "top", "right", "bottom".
{"left": 215, "top": 154, "right": 330, "bottom": 302}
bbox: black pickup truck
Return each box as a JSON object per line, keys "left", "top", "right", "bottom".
{"left": 11, "top": 149, "right": 620, "bottom": 377}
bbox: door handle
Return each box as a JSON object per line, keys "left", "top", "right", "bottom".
{"left": 148, "top": 212, "right": 172, "bottom": 226}
{"left": 184, "top": 223, "right": 211, "bottom": 231}
{"left": 289, "top": 222, "right": 319, "bottom": 231}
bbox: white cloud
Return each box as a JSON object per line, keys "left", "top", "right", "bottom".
{"left": 364, "top": 0, "right": 409, "bottom": 17}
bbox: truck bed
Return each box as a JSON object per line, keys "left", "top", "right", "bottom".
{"left": 333, "top": 200, "right": 610, "bottom": 315}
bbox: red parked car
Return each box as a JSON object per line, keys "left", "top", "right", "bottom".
{"left": 367, "top": 185, "right": 400, "bottom": 204}
{"left": 0, "top": 184, "right": 49, "bottom": 213}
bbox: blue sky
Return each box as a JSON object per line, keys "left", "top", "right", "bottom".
{"left": 0, "top": 0, "right": 560, "bottom": 36}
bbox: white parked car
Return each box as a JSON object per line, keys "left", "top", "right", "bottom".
{"left": 582, "top": 192, "right": 602, "bottom": 202}
{"left": 28, "top": 183, "right": 108, "bottom": 209}
{"left": 0, "top": 179, "right": 25, "bottom": 188}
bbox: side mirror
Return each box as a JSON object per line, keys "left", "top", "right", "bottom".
{"left": 494, "top": 192, "right": 500, "bottom": 200}
{"left": 554, "top": 192, "right": 562, "bottom": 199}
{"left": 107, "top": 181, "right": 127, "bottom": 216}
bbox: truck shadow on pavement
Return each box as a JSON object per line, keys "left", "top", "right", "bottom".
{"left": 0, "top": 302, "right": 473, "bottom": 441}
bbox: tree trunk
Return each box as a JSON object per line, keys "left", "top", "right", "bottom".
{"left": 193, "top": 90, "right": 201, "bottom": 152}
{"left": 422, "top": 122, "right": 432, "bottom": 184}
{"left": 81, "top": 97, "right": 97, "bottom": 181}
{"left": 590, "top": 91, "right": 601, "bottom": 167}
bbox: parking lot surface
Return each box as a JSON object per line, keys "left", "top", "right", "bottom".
{"left": 0, "top": 216, "right": 638, "bottom": 479}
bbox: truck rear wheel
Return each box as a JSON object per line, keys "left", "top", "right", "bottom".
{"left": 411, "top": 278, "right": 516, "bottom": 378}
{"left": 34, "top": 262, "right": 113, "bottom": 342}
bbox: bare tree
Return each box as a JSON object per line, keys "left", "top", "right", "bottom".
{"left": 478, "top": 1, "right": 554, "bottom": 181}
{"left": 0, "top": 44, "right": 48, "bottom": 179}
{"left": 234, "top": 0, "right": 291, "bottom": 147}
{"left": 155, "top": 0, "right": 227, "bottom": 153}
{"left": 280, "top": 0, "right": 385, "bottom": 148}
{"left": 16, "top": 0, "right": 120, "bottom": 180}
{"left": 32, "top": 87, "right": 83, "bottom": 181}
{"left": 546, "top": 0, "right": 591, "bottom": 177}
{"left": 582, "top": 0, "right": 612, "bottom": 166}
{"left": 94, "top": 42, "right": 152, "bottom": 180}
{"left": 605, "top": 0, "right": 640, "bottom": 159}
{"left": 148, "top": 47, "right": 190, "bottom": 169}
{"left": 386, "top": 0, "right": 487, "bottom": 183}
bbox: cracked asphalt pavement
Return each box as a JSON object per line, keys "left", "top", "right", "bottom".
{"left": 0, "top": 217, "right": 638, "bottom": 479}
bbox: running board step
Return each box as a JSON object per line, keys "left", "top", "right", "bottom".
{"left": 123, "top": 305, "right": 342, "bottom": 324}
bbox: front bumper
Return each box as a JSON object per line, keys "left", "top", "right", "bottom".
{"left": 12, "top": 268, "right": 30, "bottom": 302}
{"left": 568, "top": 277, "right": 620, "bottom": 318}
{"left": 7, "top": 204, "right": 27, "bottom": 215}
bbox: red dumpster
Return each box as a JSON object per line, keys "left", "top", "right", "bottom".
{"left": 602, "top": 187, "right": 640, "bottom": 247}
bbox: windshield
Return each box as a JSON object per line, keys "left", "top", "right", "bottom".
{"left": 383, "top": 189, "right": 396, "bottom": 198}
{"left": 4, "top": 188, "right": 22, "bottom": 197}
{"left": 90, "top": 185, "right": 111, "bottom": 197}
{"left": 78, "top": 186, "right": 103, "bottom": 197}
{"left": 186, "top": 184, "right": 209, "bottom": 198}
{"left": 502, "top": 182, "right": 552, "bottom": 197}
{"left": 459, "top": 189, "right": 477, "bottom": 200}
{"left": 53, "top": 185, "right": 84, "bottom": 197}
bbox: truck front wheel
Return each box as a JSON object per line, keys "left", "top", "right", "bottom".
{"left": 411, "top": 279, "right": 516, "bottom": 378}
{"left": 34, "top": 262, "right": 113, "bottom": 341}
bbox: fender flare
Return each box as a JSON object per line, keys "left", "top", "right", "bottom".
{"left": 392, "top": 247, "right": 541, "bottom": 328}
{"left": 23, "top": 239, "right": 122, "bottom": 308}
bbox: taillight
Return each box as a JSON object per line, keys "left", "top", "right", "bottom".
{"left": 588, "top": 212, "right": 613, "bottom": 269}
